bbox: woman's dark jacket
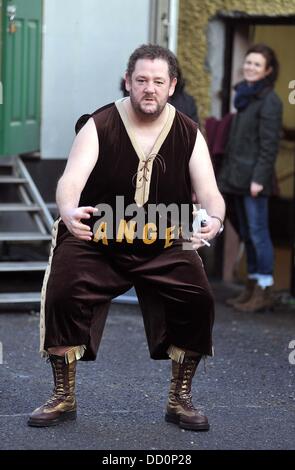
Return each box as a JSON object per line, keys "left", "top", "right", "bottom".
{"left": 218, "top": 87, "right": 282, "bottom": 196}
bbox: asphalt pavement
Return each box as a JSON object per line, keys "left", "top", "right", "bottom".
{"left": 0, "top": 282, "right": 294, "bottom": 451}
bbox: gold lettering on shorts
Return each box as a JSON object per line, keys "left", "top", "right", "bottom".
{"left": 142, "top": 223, "right": 157, "bottom": 244}
{"left": 116, "top": 220, "right": 137, "bottom": 243}
{"left": 164, "top": 225, "right": 176, "bottom": 248}
{"left": 93, "top": 222, "right": 108, "bottom": 245}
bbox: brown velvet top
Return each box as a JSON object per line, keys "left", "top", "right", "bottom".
{"left": 76, "top": 100, "right": 198, "bottom": 251}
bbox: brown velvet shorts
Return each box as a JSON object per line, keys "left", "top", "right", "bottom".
{"left": 42, "top": 220, "right": 214, "bottom": 360}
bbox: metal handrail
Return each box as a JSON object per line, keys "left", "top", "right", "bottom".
{"left": 15, "top": 156, "right": 54, "bottom": 232}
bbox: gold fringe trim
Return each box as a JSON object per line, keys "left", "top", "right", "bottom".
{"left": 65, "top": 345, "right": 86, "bottom": 364}
{"left": 167, "top": 345, "right": 210, "bottom": 364}
{"left": 167, "top": 345, "right": 186, "bottom": 364}
{"left": 40, "top": 349, "right": 49, "bottom": 359}
{"left": 40, "top": 345, "right": 86, "bottom": 363}
{"left": 39, "top": 217, "right": 61, "bottom": 354}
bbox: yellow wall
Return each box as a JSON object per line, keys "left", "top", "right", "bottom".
{"left": 254, "top": 25, "right": 295, "bottom": 129}
{"left": 178, "top": 0, "right": 295, "bottom": 124}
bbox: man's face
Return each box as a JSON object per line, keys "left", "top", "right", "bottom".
{"left": 125, "top": 58, "right": 176, "bottom": 118}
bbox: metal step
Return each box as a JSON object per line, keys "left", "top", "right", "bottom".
{"left": 0, "top": 157, "right": 55, "bottom": 306}
{"left": 0, "top": 291, "right": 138, "bottom": 305}
{"left": 0, "top": 203, "right": 41, "bottom": 212}
{"left": 0, "top": 157, "right": 14, "bottom": 167}
{"left": 0, "top": 292, "right": 41, "bottom": 303}
{"left": 46, "top": 202, "right": 58, "bottom": 211}
{"left": 0, "top": 232, "right": 52, "bottom": 242}
{"left": 0, "top": 261, "right": 47, "bottom": 272}
{"left": 0, "top": 176, "right": 27, "bottom": 184}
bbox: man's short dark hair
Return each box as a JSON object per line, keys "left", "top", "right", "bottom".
{"left": 127, "top": 44, "right": 178, "bottom": 80}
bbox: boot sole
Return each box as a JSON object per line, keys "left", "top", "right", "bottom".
{"left": 27, "top": 409, "right": 77, "bottom": 427}
{"left": 165, "top": 412, "right": 210, "bottom": 431}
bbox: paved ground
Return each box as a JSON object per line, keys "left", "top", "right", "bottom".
{"left": 0, "top": 282, "right": 294, "bottom": 451}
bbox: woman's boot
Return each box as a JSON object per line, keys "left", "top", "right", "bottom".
{"left": 28, "top": 354, "right": 77, "bottom": 427}
{"left": 235, "top": 284, "right": 274, "bottom": 312}
{"left": 165, "top": 355, "right": 209, "bottom": 431}
{"left": 226, "top": 278, "right": 257, "bottom": 306}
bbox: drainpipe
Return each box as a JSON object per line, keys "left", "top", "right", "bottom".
{"left": 168, "top": 0, "right": 179, "bottom": 54}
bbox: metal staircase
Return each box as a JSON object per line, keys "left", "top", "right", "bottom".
{"left": 0, "top": 156, "right": 137, "bottom": 307}
{"left": 0, "top": 156, "right": 53, "bottom": 305}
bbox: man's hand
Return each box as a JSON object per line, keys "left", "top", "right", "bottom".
{"left": 250, "top": 181, "right": 263, "bottom": 197}
{"left": 60, "top": 206, "right": 98, "bottom": 241}
{"left": 190, "top": 216, "right": 221, "bottom": 250}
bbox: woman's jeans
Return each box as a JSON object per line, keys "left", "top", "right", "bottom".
{"left": 234, "top": 195, "right": 274, "bottom": 285}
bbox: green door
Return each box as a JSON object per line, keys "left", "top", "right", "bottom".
{"left": 0, "top": 0, "right": 42, "bottom": 156}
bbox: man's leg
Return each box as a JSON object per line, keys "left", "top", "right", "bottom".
{"left": 29, "top": 222, "right": 132, "bottom": 427}
{"left": 165, "top": 347, "right": 209, "bottom": 431}
{"left": 28, "top": 348, "right": 78, "bottom": 427}
{"left": 127, "top": 244, "right": 214, "bottom": 431}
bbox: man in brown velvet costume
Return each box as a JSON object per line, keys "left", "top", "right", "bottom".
{"left": 28, "top": 44, "right": 225, "bottom": 431}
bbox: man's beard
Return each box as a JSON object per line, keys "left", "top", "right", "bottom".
{"left": 129, "top": 91, "right": 167, "bottom": 119}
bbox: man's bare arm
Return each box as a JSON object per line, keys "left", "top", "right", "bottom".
{"left": 56, "top": 118, "right": 99, "bottom": 240}
{"left": 189, "top": 130, "right": 225, "bottom": 249}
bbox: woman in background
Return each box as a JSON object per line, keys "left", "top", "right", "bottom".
{"left": 218, "top": 43, "right": 282, "bottom": 312}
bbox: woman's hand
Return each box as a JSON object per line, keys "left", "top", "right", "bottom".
{"left": 250, "top": 181, "right": 263, "bottom": 197}
{"left": 60, "top": 206, "right": 98, "bottom": 241}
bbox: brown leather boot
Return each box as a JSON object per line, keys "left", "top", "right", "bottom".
{"left": 165, "top": 356, "right": 209, "bottom": 431}
{"left": 28, "top": 354, "right": 77, "bottom": 427}
{"left": 235, "top": 284, "right": 274, "bottom": 313}
{"left": 226, "top": 279, "right": 257, "bottom": 306}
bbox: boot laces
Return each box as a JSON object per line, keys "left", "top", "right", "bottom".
{"left": 177, "top": 362, "right": 195, "bottom": 409}
{"left": 178, "top": 392, "right": 194, "bottom": 409}
{"left": 45, "top": 363, "right": 69, "bottom": 407}
{"left": 44, "top": 392, "right": 66, "bottom": 408}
